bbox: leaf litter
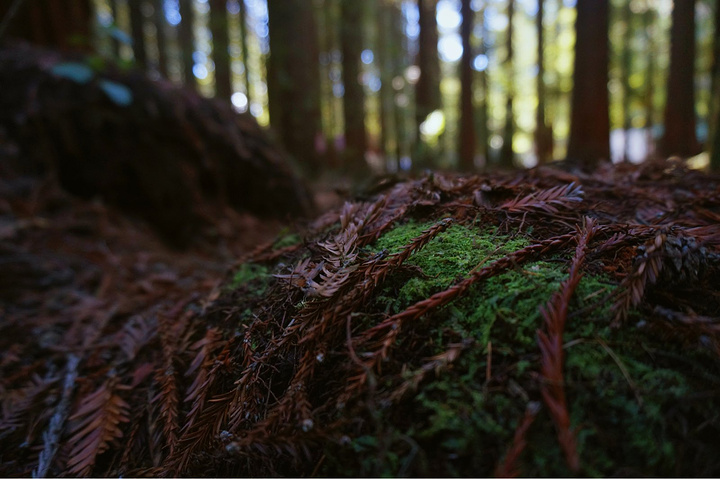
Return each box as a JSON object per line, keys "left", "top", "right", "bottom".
{"left": 1, "top": 159, "right": 720, "bottom": 476}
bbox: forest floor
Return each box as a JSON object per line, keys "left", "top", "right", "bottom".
{"left": 2, "top": 161, "right": 720, "bottom": 476}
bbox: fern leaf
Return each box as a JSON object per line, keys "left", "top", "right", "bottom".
{"left": 64, "top": 378, "right": 130, "bottom": 476}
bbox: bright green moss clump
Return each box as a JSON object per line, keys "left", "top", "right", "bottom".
{"left": 314, "top": 220, "right": 720, "bottom": 477}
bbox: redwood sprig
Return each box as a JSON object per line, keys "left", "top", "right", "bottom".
{"left": 536, "top": 216, "right": 597, "bottom": 473}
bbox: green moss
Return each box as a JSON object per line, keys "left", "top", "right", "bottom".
{"left": 230, "top": 263, "right": 269, "bottom": 290}
{"left": 318, "top": 220, "right": 720, "bottom": 477}
{"left": 273, "top": 231, "right": 302, "bottom": 249}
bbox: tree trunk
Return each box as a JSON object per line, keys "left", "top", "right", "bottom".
{"left": 660, "top": 0, "right": 699, "bottom": 158}
{"left": 643, "top": 7, "right": 656, "bottom": 156}
{"left": 710, "top": 1, "right": 720, "bottom": 171}
{"left": 154, "top": 0, "right": 169, "bottom": 77}
{"left": 620, "top": 1, "right": 633, "bottom": 162}
{"left": 128, "top": 0, "right": 147, "bottom": 70}
{"left": 535, "top": 0, "right": 553, "bottom": 165}
{"left": 458, "top": 0, "right": 475, "bottom": 170}
{"left": 567, "top": 0, "right": 610, "bottom": 168}
{"left": 500, "top": 0, "right": 515, "bottom": 168}
{"left": 239, "top": 0, "right": 251, "bottom": 104}
{"left": 477, "top": 5, "right": 491, "bottom": 166}
{"left": 339, "top": 0, "right": 369, "bottom": 173}
{"left": 209, "top": 0, "right": 232, "bottom": 102}
{"left": 267, "top": 0, "right": 323, "bottom": 171}
{"left": 178, "top": 0, "right": 196, "bottom": 89}
{"left": 415, "top": 0, "right": 441, "bottom": 168}
{"left": 376, "top": 0, "right": 393, "bottom": 169}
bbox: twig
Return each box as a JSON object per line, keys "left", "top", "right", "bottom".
{"left": 33, "top": 354, "right": 80, "bottom": 478}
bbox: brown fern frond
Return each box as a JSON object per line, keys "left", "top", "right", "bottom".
{"left": 63, "top": 376, "right": 131, "bottom": 476}
{"left": 611, "top": 231, "right": 667, "bottom": 326}
{"left": 494, "top": 401, "right": 541, "bottom": 478}
{"left": 536, "top": 217, "right": 597, "bottom": 473}
{"left": 152, "top": 364, "right": 180, "bottom": 458}
{"left": 0, "top": 373, "right": 58, "bottom": 436}
{"left": 500, "top": 182, "right": 583, "bottom": 215}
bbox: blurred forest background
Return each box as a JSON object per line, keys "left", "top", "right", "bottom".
{"left": 3, "top": 0, "right": 719, "bottom": 174}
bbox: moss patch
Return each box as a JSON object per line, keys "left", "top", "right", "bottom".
{"left": 313, "top": 220, "right": 720, "bottom": 477}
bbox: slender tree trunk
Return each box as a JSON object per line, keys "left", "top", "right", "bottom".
{"left": 535, "top": 0, "right": 553, "bottom": 164}
{"left": 620, "top": 1, "right": 633, "bottom": 162}
{"left": 500, "top": 0, "right": 515, "bottom": 168}
{"left": 567, "top": 0, "right": 610, "bottom": 168}
{"left": 643, "top": 7, "right": 656, "bottom": 157}
{"left": 154, "top": 0, "right": 169, "bottom": 77}
{"left": 267, "top": 0, "right": 323, "bottom": 170}
{"left": 178, "top": 0, "right": 196, "bottom": 89}
{"left": 660, "top": 0, "right": 699, "bottom": 157}
{"left": 238, "top": 0, "right": 251, "bottom": 103}
{"left": 128, "top": 0, "right": 147, "bottom": 70}
{"left": 390, "top": 3, "right": 407, "bottom": 166}
{"left": 458, "top": 0, "right": 475, "bottom": 170}
{"left": 109, "top": 0, "right": 121, "bottom": 57}
{"left": 376, "top": 0, "right": 393, "bottom": 168}
{"left": 709, "top": 2, "right": 720, "bottom": 170}
{"left": 415, "top": 0, "right": 441, "bottom": 168}
{"left": 339, "top": 0, "right": 369, "bottom": 173}
{"left": 477, "top": 5, "right": 491, "bottom": 166}
{"left": 210, "top": 0, "right": 232, "bottom": 102}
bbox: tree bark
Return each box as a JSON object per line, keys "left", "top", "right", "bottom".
{"left": 238, "top": 0, "right": 251, "bottom": 103}
{"left": 567, "top": 0, "right": 610, "bottom": 168}
{"left": 128, "top": 0, "right": 147, "bottom": 70}
{"left": 660, "top": 0, "right": 699, "bottom": 158}
{"left": 500, "top": 0, "right": 515, "bottom": 168}
{"left": 209, "top": 0, "right": 232, "bottom": 102}
{"left": 458, "top": 0, "right": 475, "bottom": 170}
{"left": 339, "top": 0, "right": 369, "bottom": 173}
{"left": 416, "top": 0, "right": 441, "bottom": 168}
{"left": 154, "top": 0, "right": 169, "bottom": 77}
{"left": 178, "top": 0, "right": 196, "bottom": 89}
{"left": 267, "top": 0, "right": 323, "bottom": 170}
{"left": 535, "top": 0, "right": 553, "bottom": 165}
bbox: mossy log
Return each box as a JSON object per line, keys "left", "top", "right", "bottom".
{"left": 0, "top": 42, "right": 313, "bottom": 247}
{"left": 2, "top": 161, "right": 720, "bottom": 476}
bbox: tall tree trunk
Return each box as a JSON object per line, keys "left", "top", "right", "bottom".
{"left": 709, "top": 1, "right": 720, "bottom": 171}
{"left": 500, "top": 0, "right": 515, "bottom": 168}
{"left": 154, "top": 0, "right": 169, "bottom": 77}
{"left": 178, "top": 0, "right": 196, "bottom": 89}
{"left": 339, "top": 0, "right": 369, "bottom": 173}
{"left": 376, "top": 0, "right": 393, "bottom": 169}
{"left": 238, "top": 0, "right": 251, "bottom": 103}
{"left": 415, "top": 0, "right": 441, "bottom": 168}
{"left": 391, "top": 3, "right": 406, "bottom": 166}
{"left": 267, "top": 0, "right": 323, "bottom": 171}
{"left": 535, "top": 0, "right": 553, "bottom": 165}
{"left": 210, "top": 0, "right": 232, "bottom": 102}
{"left": 567, "top": 0, "right": 610, "bottom": 168}
{"left": 643, "top": 6, "right": 656, "bottom": 156}
{"left": 620, "top": 1, "right": 633, "bottom": 162}
{"left": 477, "top": 5, "right": 491, "bottom": 166}
{"left": 458, "top": 0, "right": 475, "bottom": 170}
{"left": 660, "top": 0, "right": 699, "bottom": 157}
{"left": 109, "top": 0, "right": 121, "bottom": 57}
{"left": 129, "top": 0, "right": 147, "bottom": 70}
